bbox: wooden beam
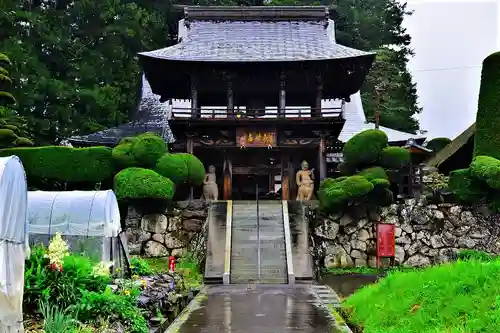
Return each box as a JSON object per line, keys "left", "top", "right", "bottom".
{"left": 281, "top": 154, "right": 290, "bottom": 200}
{"left": 223, "top": 154, "right": 232, "bottom": 200}
{"left": 190, "top": 76, "right": 198, "bottom": 118}
{"left": 279, "top": 70, "right": 286, "bottom": 118}
{"left": 318, "top": 136, "right": 327, "bottom": 181}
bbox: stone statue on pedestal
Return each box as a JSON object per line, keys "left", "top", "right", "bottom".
{"left": 296, "top": 160, "right": 314, "bottom": 201}
{"left": 203, "top": 165, "right": 218, "bottom": 201}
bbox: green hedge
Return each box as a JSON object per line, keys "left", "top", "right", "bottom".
{"left": 474, "top": 52, "right": 500, "bottom": 159}
{"left": 112, "top": 133, "right": 167, "bottom": 169}
{"left": 379, "top": 146, "right": 410, "bottom": 169}
{"left": 155, "top": 153, "right": 205, "bottom": 185}
{"left": 448, "top": 168, "right": 486, "bottom": 202}
{"left": 343, "top": 130, "right": 388, "bottom": 167}
{"left": 470, "top": 155, "right": 500, "bottom": 189}
{"left": 113, "top": 167, "right": 175, "bottom": 201}
{"left": 426, "top": 137, "right": 451, "bottom": 153}
{"left": 0, "top": 146, "right": 115, "bottom": 182}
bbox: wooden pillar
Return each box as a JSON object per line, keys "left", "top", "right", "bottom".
{"left": 187, "top": 136, "right": 194, "bottom": 199}
{"left": 281, "top": 154, "right": 290, "bottom": 200}
{"left": 269, "top": 171, "right": 275, "bottom": 193}
{"left": 190, "top": 76, "right": 198, "bottom": 118}
{"left": 279, "top": 70, "right": 286, "bottom": 118}
{"left": 227, "top": 75, "right": 234, "bottom": 117}
{"left": 315, "top": 73, "right": 323, "bottom": 118}
{"left": 223, "top": 153, "right": 232, "bottom": 200}
{"left": 318, "top": 135, "right": 327, "bottom": 181}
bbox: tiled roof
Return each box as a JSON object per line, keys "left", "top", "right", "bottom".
{"left": 68, "top": 76, "right": 173, "bottom": 145}
{"left": 139, "top": 20, "right": 373, "bottom": 63}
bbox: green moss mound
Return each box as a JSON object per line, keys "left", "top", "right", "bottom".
{"left": 474, "top": 52, "right": 500, "bottom": 159}
{"left": 114, "top": 167, "right": 175, "bottom": 201}
{"left": 343, "top": 129, "right": 388, "bottom": 167}
{"left": 448, "top": 168, "right": 486, "bottom": 202}
{"left": 426, "top": 137, "right": 451, "bottom": 152}
{"left": 379, "top": 146, "right": 410, "bottom": 169}
{"left": 0, "top": 146, "right": 115, "bottom": 182}
{"left": 357, "top": 167, "right": 388, "bottom": 181}
{"left": 155, "top": 153, "right": 205, "bottom": 185}
{"left": 343, "top": 259, "right": 500, "bottom": 333}
{"left": 470, "top": 155, "right": 500, "bottom": 189}
{"left": 112, "top": 133, "right": 167, "bottom": 169}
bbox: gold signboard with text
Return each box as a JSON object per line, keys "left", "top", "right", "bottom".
{"left": 236, "top": 128, "right": 277, "bottom": 147}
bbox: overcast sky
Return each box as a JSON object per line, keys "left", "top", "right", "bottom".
{"left": 401, "top": 0, "right": 499, "bottom": 139}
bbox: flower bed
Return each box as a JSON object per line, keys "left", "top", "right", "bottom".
{"left": 24, "top": 233, "right": 201, "bottom": 333}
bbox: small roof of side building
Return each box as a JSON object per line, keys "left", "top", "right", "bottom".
{"left": 68, "top": 76, "right": 173, "bottom": 146}
{"left": 336, "top": 92, "right": 426, "bottom": 144}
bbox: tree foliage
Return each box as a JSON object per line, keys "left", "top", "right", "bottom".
{"left": 0, "top": 0, "right": 421, "bottom": 144}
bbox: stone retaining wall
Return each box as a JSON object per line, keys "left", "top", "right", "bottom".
{"left": 314, "top": 198, "right": 500, "bottom": 268}
{"left": 124, "top": 200, "right": 208, "bottom": 257}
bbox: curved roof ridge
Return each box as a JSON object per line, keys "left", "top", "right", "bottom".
{"left": 184, "top": 6, "right": 330, "bottom": 21}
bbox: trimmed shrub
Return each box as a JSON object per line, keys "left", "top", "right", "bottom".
{"left": 130, "top": 133, "right": 167, "bottom": 168}
{"left": 179, "top": 153, "right": 205, "bottom": 185}
{"left": 474, "top": 52, "right": 500, "bottom": 159}
{"left": 114, "top": 167, "right": 175, "bottom": 201}
{"left": 0, "top": 146, "right": 115, "bottom": 182}
{"left": 448, "top": 168, "right": 486, "bottom": 202}
{"left": 155, "top": 153, "right": 205, "bottom": 185}
{"left": 426, "top": 137, "right": 451, "bottom": 152}
{"left": 343, "top": 130, "right": 388, "bottom": 167}
{"left": 379, "top": 146, "right": 410, "bottom": 169}
{"left": 319, "top": 175, "right": 374, "bottom": 210}
{"left": 155, "top": 153, "right": 189, "bottom": 184}
{"left": 357, "top": 167, "right": 388, "bottom": 181}
{"left": 470, "top": 155, "right": 500, "bottom": 189}
{"left": 112, "top": 133, "right": 167, "bottom": 169}
{"left": 111, "top": 142, "right": 135, "bottom": 168}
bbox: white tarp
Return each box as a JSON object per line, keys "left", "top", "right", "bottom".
{"left": 0, "top": 156, "right": 28, "bottom": 333}
{"left": 28, "top": 190, "right": 121, "bottom": 238}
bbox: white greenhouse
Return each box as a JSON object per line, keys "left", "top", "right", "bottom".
{"left": 0, "top": 156, "right": 29, "bottom": 333}
{"left": 27, "top": 190, "right": 127, "bottom": 272}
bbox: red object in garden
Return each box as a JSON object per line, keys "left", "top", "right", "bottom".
{"left": 169, "top": 256, "right": 176, "bottom": 272}
{"left": 376, "top": 223, "right": 395, "bottom": 268}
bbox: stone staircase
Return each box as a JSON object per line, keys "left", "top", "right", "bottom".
{"left": 258, "top": 201, "right": 288, "bottom": 284}
{"left": 230, "top": 201, "right": 259, "bottom": 283}
{"left": 204, "top": 202, "right": 227, "bottom": 284}
{"left": 230, "top": 200, "right": 288, "bottom": 284}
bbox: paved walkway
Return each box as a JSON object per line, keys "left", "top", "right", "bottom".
{"left": 166, "top": 284, "right": 347, "bottom": 333}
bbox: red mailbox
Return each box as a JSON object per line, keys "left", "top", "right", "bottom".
{"left": 376, "top": 223, "right": 395, "bottom": 268}
{"left": 168, "top": 256, "right": 176, "bottom": 273}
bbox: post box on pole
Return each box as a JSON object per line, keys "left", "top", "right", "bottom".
{"left": 169, "top": 256, "right": 176, "bottom": 273}
{"left": 376, "top": 223, "right": 396, "bottom": 268}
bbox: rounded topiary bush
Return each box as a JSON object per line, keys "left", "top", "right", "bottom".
{"left": 379, "top": 146, "right": 410, "bottom": 169}
{"left": 448, "top": 168, "right": 486, "bottom": 202}
{"left": 357, "top": 166, "right": 388, "bottom": 181}
{"left": 114, "top": 167, "right": 175, "bottom": 201}
{"left": 155, "top": 153, "right": 189, "bottom": 184}
{"left": 112, "top": 142, "right": 135, "bottom": 168}
{"left": 179, "top": 153, "right": 205, "bottom": 185}
{"left": 15, "top": 137, "right": 33, "bottom": 146}
{"left": 130, "top": 133, "right": 167, "bottom": 168}
{"left": 319, "top": 175, "right": 374, "bottom": 210}
{"left": 343, "top": 129, "right": 388, "bottom": 167}
{"left": 474, "top": 51, "right": 500, "bottom": 159}
{"left": 470, "top": 155, "right": 500, "bottom": 189}
{"left": 426, "top": 137, "right": 451, "bottom": 153}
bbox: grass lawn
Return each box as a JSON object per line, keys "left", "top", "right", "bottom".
{"left": 342, "top": 259, "right": 500, "bottom": 333}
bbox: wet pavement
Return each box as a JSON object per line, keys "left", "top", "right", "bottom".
{"left": 171, "top": 285, "right": 341, "bottom": 333}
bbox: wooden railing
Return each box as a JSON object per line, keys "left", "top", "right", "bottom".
{"left": 168, "top": 107, "right": 344, "bottom": 120}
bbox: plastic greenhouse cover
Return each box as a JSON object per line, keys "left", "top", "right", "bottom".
{"left": 0, "top": 156, "right": 28, "bottom": 332}
{"left": 27, "top": 190, "right": 121, "bottom": 237}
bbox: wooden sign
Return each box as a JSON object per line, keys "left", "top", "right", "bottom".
{"left": 376, "top": 223, "right": 395, "bottom": 267}
{"left": 236, "top": 128, "right": 276, "bottom": 147}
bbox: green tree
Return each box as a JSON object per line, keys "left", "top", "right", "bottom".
{"left": 0, "top": 52, "right": 16, "bottom": 109}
